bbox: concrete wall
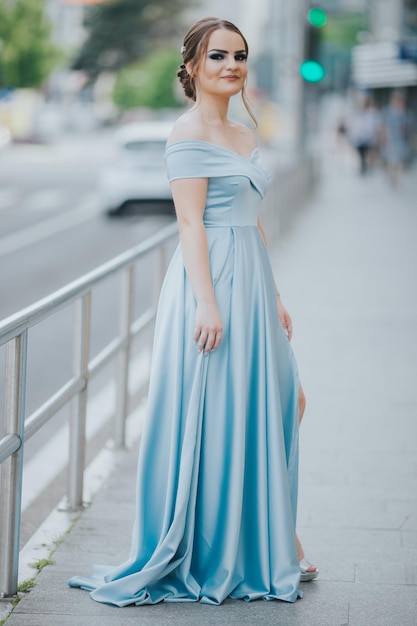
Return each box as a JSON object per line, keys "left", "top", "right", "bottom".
{"left": 261, "top": 156, "right": 319, "bottom": 243}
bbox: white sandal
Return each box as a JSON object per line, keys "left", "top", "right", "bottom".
{"left": 300, "top": 558, "right": 319, "bottom": 582}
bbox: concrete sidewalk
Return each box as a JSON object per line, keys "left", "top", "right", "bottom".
{"left": 3, "top": 151, "right": 417, "bottom": 625}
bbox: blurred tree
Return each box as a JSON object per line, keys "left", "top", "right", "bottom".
{"left": 72, "top": 0, "right": 191, "bottom": 81}
{"left": 0, "top": 0, "right": 61, "bottom": 88}
{"left": 112, "top": 48, "right": 183, "bottom": 110}
{"left": 322, "top": 12, "right": 367, "bottom": 48}
{"left": 320, "top": 12, "right": 368, "bottom": 92}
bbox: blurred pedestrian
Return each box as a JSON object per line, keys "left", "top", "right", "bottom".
{"left": 348, "top": 97, "right": 382, "bottom": 175}
{"left": 380, "top": 91, "right": 414, "bottom": 186}
{"left": 69, "top": 16, "right": 317, "bottom": 606}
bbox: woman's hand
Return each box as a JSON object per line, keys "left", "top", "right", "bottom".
{"left": 277, "top": 297, "right": 293, "bottom": 341}
{"left": 194, "top": 300, "right": 223, "bottom": 354}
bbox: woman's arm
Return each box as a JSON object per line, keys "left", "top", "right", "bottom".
{"left": 170, "top": 177, "right": 223, "bottom": 353}
{"left": 257, "top": 217, "right": 293, "bottom": 340}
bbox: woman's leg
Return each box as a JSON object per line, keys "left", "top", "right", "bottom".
{"left": 298, "top": 384, "right": 306, "bottom": 424}
{"left": 296, "top": 384, "right": 318, "bottom": 574}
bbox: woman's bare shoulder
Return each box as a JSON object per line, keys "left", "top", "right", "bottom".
{"left": 167, "top": 112, "right": 208, "bottom": 146}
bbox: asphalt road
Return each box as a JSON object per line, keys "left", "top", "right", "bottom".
{"left": 0, "top": 131, "right": 177, "bottom": 542}
{"left": 0, "top": 131, "right": 176, "bottom": 313}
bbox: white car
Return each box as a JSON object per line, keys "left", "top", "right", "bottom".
{"left": 98, "top": 120, "right": 174, "bottom": 215}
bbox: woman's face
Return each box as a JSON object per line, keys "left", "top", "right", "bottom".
{"left": 191, "top": 28, "right": 248, "bottom": 99}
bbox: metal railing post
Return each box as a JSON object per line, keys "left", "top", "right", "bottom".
{"left": 0, "top": 331, "right": 28, "bottom": 598}
{"left": 114, "top": 266, "right": 135, "bottom": 447}
{"left": 67, "top": 293, "right": 91, "bottom": 510}
{"left": 0, "top": 222, "right": 178, "bottom": 565}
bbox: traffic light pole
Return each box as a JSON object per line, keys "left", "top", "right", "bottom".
{"left": 298, "top": 6, "right": 326, "bottom": 156}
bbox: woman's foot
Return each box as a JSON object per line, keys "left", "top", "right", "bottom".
{"left": 296, "top": 534, "right": 318, "bottom": 582}
{"left": 300, "top": 557, "right": 319, "bottom": 582}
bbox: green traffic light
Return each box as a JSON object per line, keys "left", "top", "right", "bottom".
{"left": 300, "top": 60, "right": 325, "bottom": 82}
{"left": 308, "top": 7, "right": 327, "bottom": 28}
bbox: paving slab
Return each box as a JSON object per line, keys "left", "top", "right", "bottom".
{"left": 4, "top": 151, "right": 417, "bottom": 625}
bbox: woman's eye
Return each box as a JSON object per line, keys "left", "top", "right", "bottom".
{"left": 208, "top": 52, "right": 247, "bottom": 62}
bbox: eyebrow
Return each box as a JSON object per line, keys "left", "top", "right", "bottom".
{"left": 208, "top": 48, "right": 247, "bottom": 54}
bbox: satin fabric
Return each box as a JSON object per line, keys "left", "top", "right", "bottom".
{"left": 68, "top": 140, "right": 302, "bottom": 605}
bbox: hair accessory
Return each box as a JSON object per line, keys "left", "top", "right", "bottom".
{"left": 180, "top": 45, "right": 186, "bottom": 54}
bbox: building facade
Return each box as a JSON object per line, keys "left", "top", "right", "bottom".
{"left": 352, "top": 0, "right": 417, "bottom": 90}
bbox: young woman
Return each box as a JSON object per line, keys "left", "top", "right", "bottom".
{"left": 69, "top": 16, "right": 317, "bottom": 606}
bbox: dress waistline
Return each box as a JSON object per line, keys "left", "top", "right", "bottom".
{"left": 204, "top": 224, "right": 258, "bottom": 229}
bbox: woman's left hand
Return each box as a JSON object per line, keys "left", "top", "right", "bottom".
{"left": 277, "top": 297, "right": 293, "bottom": 341}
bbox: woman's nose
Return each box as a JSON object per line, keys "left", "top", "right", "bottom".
{"left": 225, "top": 55, "right": 237, "bottom": 69}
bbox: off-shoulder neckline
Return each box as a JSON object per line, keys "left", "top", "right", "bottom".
{"left": 165, "top": 139, "right": 258, "bottom": 162}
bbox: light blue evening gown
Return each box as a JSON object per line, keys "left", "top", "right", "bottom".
{"left": 68, "top": 140, "right": 302, "bottom": 605}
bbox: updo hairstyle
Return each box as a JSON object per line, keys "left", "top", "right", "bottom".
{"left": 177, "top": 17, "right": 256, "bottom": 125}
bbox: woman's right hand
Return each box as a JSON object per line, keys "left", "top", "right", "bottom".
{"left": 194, "top": 300, "right": 223, "bottom": 354}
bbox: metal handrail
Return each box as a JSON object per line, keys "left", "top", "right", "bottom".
{"left": 0, "top": 220, "right": 178, "bottom": 598}
{"left": 0, "top": 223, "right": 177, "bottom": 345}
{"left": 0, "top": 434, "right": 20, "bottom": 464}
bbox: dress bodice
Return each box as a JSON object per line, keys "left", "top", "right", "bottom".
{"left": 164, "top": 140, "right": 271, "bottom": 228}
